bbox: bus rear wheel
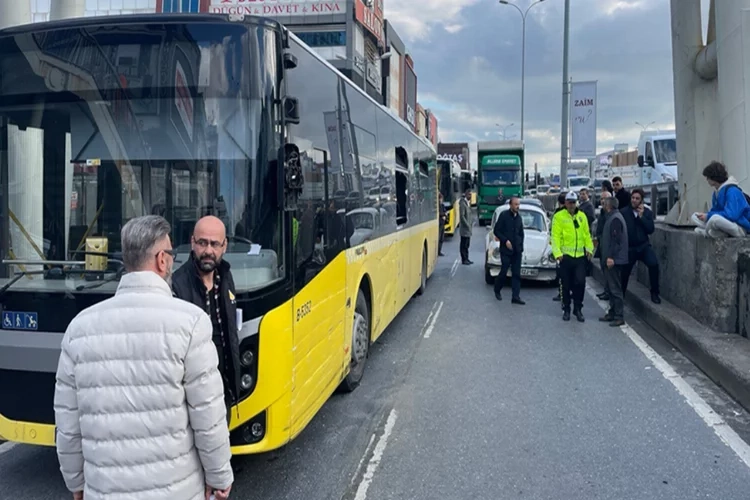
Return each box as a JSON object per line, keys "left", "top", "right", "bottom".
{"left": 341, "top": 293, "right": 369, "bottom": 393}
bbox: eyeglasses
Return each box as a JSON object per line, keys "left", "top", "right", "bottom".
{"left": 193, "top": 238, "right": 225, "bottom": 250}
{"left": 160, "top": 249, "right": 177, "bottom": 258}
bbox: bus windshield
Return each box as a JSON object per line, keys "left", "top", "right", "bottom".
{"left": 482, "top": 169, "right": 520, "bottom": 186}
{"left": 0, "top": 22, "right": 283, "bottom": 294}
{"left": 568, "top": 177, "right": 590, "bottom": 188}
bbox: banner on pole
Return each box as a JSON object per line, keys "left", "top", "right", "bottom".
{"left": 570, "top": 81, "right": 597, "bottom": 159}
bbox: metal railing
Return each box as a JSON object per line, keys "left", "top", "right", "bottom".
{"left": 534, "top": 181, "right": 680, "bottom": 217}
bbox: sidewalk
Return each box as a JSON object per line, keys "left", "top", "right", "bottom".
{"left": 590, "top": 261, "right": 750, "bottom": 413}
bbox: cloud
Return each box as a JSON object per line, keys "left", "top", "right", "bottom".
{"left": 384, "top": 0, "right": 708, "bottom": 174}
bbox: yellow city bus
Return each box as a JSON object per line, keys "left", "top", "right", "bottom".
{"left": 438, "top": 158, "right": 461, "bottom": 236}
{"left": 0, "top": 14, "right": 438, "bottom": 455}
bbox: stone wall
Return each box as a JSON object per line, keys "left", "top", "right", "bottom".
{"left": 633, "top": 222, "right": 750, "bottom": 333}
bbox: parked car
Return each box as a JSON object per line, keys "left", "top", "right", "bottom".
{"left": 484, "top": 203, "right": 557, "bottom": 285}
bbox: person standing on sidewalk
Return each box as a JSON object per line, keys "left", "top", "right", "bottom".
{"left": 459, "top": 188, "right": 473, "bottom": 265}
{"left": 594, "top": 190, "right": 613, "bottom": 301}
{"left": 551, "top": 191, "right": 594, "bottom": 322}
{"left": 492, "top": 196, "right": 525, "bottom": 304}
{"left": 551, "top": 192, "right": 567, "bottom": 304}
{"left": 598, "top": 196, "right": 628, "bottom": 327}
{"left": 53, "top": 215, "right": 234, "bottom": 500}
{"left": 438, "top": 193, "right": 446, "bottom": 256}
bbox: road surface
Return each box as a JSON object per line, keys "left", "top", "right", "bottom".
{"left": 2, "top": 223, "right": 750, "bottom": 499}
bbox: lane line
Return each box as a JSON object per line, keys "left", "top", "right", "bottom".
{"left": 585, "top": 285, "right": 750, "bottom": 469}
{"left": 350, "top": 434, "right": 376, "bottom": 486}
{"left": 423, "top": 301, "right": 444, "bottom": 339}
{"left": 353, "top": 409, "right": 398, "bottom": 500}
{"left": 0, "top": 441, "right": 18, "bottom": 457}
{"left": 450, "top": 258, "right": 459, "bottom": 277}
{"left": 422, "top": 301, "right": 438, "bottom": 335}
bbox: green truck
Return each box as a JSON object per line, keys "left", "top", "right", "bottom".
{"left": 476, "top": 141, "right": 525, "bottom": 226}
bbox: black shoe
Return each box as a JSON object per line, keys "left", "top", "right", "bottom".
{"left": 597, "top": 293, "right": 610, "bottom": 301}
{"left": 609, "top": 319, "right": 625, "bottom": 327}
{"left": 495, "top": 292, "right": 502, "bottom": 301}
{"left": 511, "top": 298, "right": 525, "bottom": 305}
{"left": 467, "top": 260, "right": 474, "bottom": 265}
{"left": 574, "top": 309, "right": 585, "bottom": 322}
{"left": 553, "top": 295, "right": 561, "bottom": 302}
{"left": 563, "top": 311, "right": 571, "bottom": 321}
{"left": 599, "top": 314, "right": 613, "bottom": 322}
{"left": 438, "top": 252, "right": 445, "bottom": 256}
{"left": 651, "top": 292, "right": 661, "bottom": 304}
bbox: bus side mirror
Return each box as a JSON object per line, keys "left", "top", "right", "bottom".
{"left": 637, "top": 154, "right": 645, "bottom": 168}
{"left": 282, "top": 143, "right": 303, "bottom": 211}
{"left": 284, "top": 97, "right": 300, "bottom": 125}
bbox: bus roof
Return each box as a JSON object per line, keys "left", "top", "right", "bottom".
{"left": 481, "top": 155, "right": 521, "bottom": 167}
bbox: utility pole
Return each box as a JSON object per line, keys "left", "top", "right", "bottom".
{"left": 534, "top": 162, "right": 538, "bottom": 184}
{"left": 559, "top": 0, "right": 571, "bottom": 190}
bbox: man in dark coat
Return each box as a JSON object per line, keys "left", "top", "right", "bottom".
{"left": 594, "top": 190, "right": 612, "bottom": 300}
{"left": 492, "top": 196, "right": 525, "bottom": 304}
{"left": 620, "top": 188, "right": 661, "bottom": 304}
{"left": 172, "top": 215, "right": 241, "bottom": 425}
{"left": 612, "top": 176, "right": 631, "bottom": 213}
{"left": 598, "top": 196, "right": 628, "bottom": 326}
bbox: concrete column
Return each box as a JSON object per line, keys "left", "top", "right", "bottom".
{"left": 665, "top": 0, "right": 719, "bottom": 225}
{"left": 50, "top": 0, "right": 85, "bottom": 20}
{"left": 715, "top": 0, "right": 750, "bottom": 191}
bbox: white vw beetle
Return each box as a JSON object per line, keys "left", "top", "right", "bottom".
{"left": 484, "top": 200, "right": 557, "bottom": 284}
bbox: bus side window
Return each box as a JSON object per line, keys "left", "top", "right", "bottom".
{"left": 395, "top": 146, "right": 409, "bottom": 227}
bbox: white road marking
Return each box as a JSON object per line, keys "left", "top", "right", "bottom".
{"left": 586, "top": 285, "right": 750, "bottom": 469}
{"left": 422, "top": 301, "right": 438, "bottom": 335}
{"left": 423, "top": 301, "right": 444, "bottom": 339}
{"left": 353, "top": 409, "right": 398, "bottom": 500}
{"left": 450, "top": 258, "right": 459, "bottom": 277}
{"left": 0, "top": 441, "right": 19, "bottom": 457}
{"left": 350, "top": 434, "right": 376, "bottom": 486}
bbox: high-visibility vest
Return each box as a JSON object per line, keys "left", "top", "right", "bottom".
{"left": 551, "top": 208, "right": 594, "bottom": 258}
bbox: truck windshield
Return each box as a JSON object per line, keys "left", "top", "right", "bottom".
{"left": 654, "top": 139, "right": 677, "bottom": 163}
{"left": 483, "top": 169, "right": 520, "bottom": 186}
{"left": 568, "top": 177, "right": 590, "bottom": 188}
{"left": 0, "top": 21, "right": 282, "bottom": 295}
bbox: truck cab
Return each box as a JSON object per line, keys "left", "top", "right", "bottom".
{"left": 636, "top": 131, "right": 677, "bottom": 182}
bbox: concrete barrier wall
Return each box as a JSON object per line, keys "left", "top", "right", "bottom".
{"left": 633, "top": 222, "right": 750, "bottom": 333}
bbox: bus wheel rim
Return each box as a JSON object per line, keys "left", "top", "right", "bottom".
{"left": 352, "top": 312, "right": 368, "bottom": 364}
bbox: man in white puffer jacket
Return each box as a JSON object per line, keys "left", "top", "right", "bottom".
{"left": 54, "top": 215, "right": 234, "bottom": 500}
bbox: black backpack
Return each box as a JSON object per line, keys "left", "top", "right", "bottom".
{"left": 730, "top": 185, "right": 750, "bottom": 205}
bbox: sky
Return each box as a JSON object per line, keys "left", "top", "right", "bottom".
{"left": 383, "top": 0, "right": 711, "bottom": 175}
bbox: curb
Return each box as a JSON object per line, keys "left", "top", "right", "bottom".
{"left": 591, "top": 261, "right": 750, "bottom": 413}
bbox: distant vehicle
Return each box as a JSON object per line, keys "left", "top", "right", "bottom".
{"left": 484, "top": 203, "right": 557, "bottom": 284}
{"left": 476, "top": 140, "right": 525, "bottom": 226}
{"left": 536, "top": 184, "right": 550, "bottom": 195}
{"left": 438, "top": 158, "right": 462, "bottom": 237}
{"left": 608, "top": 131, "right": 678, "bottom": 187}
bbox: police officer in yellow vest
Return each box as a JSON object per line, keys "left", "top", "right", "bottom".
{"left": 551, "top": 191, "right": 594, "bottom": 322}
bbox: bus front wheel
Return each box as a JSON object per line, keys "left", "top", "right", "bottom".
{"left": 341, "top": 293, "right": 370, "bottom": 393}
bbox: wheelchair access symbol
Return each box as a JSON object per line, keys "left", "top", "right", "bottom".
{"left": 1, "top": 311, "right": 38, "bottom": 331}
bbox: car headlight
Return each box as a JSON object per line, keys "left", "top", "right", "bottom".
{"left": 661, "top": 173, "right": 675, "bottom": 182}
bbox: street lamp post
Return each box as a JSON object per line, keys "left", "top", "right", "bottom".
{"left": 636, "top": 120, "right": 656, "bottom": 131}
{"left": 496, "top": 122, "right": 515, "bottom": 139}
{"left": 499, "top": 0, "right": 546, "bottom": 142}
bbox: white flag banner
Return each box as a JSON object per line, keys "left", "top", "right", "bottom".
{"left": 570, "top": 81, "right": 597, "bottom": 159}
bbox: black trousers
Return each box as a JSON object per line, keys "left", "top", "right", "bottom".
{"left": 604, "top": 263, "right": 624, "bottom": 320}
{"left": 438, "top": 222, "right": 445, "bottom": 254}
{"left": 600, "top": 257, "right": 611, "bottom": 294}
{"left": 494, "top": 252, "right": 522, "bottom": 299}
{"left": 460, "top": 236, "right": 470, "bottom": 262}
{"left": 560, "top": 255, "right": 587, "bottom": 312}
{"left": 621, "top": 246, "right": 660, "bottom": 294}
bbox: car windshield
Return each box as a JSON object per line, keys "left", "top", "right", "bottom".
{"left": 568, "top": 177, "right": 590, "bottom": 187}
{"left": 349, "top": 212, "right": 374, "bottom": 230}
{"left": 483, "top": 169, "right": 520, "bottom": 185}
{"left": 520, "top": 210, "right": 546, "bottom": 232}
{"left": 0, "top": 21, "right": 283, "bottom": 294}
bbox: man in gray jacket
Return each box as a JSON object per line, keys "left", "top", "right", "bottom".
{"left": 598, "top": 197, "right": 628, "bottom": 327}
{"left": 459, "top": 188, "right": 473, "bottom": 264}
{"left": 54, "top": 215, "right": 234, "bottom": 500}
